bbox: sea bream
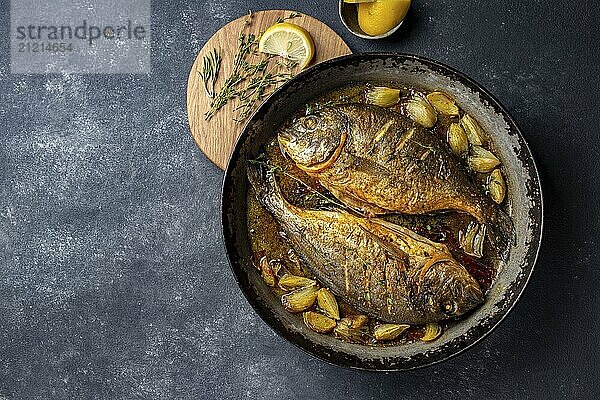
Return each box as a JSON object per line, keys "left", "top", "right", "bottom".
{"left": 278, "top": 103, "right": 513, "bottom": 251}
{"left": 247, "top": 164, "right": 483, "bottom": 324}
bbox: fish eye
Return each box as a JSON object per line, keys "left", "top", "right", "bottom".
{"left": 302, "top": 115, "right": 318, "bottom": 131}
{"left": 441, "top": 301, "right": 458, "bottom": 315}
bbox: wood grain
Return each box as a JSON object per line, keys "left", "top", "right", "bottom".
{"left": 186, "top": 10, "right": 352, "bottom": 170}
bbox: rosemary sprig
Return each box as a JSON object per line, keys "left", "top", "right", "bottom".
{"left": 204, "top": 30, "right": 258, "bottom": 120}
{"left": 199, "top": 48, "right": 222, "bottom": 98}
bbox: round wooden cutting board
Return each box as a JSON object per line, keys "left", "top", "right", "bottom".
{"left": 187, "top": 10, "right": 352, "bottom": 170}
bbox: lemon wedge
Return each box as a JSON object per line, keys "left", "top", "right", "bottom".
{"left": 258, "top": 22, "right": 315, "bottom": 69}
{"left": 358, "top": 0, "right": 411, "bottom": 36}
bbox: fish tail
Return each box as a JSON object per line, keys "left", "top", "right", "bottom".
{"left": 246, "top": 163, "right": 289, "bottom": 219}
{"left": 485, "top": 207, "right": 516, "bottom": 261}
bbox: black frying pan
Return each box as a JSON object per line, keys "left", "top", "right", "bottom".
{"left": 221, "top": 53, "right": 543, "bottom": 370}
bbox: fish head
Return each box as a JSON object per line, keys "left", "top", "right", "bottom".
{"left": 417, "top": 260, "right": 484, "bottom": 320}
{"left": 278, "top": 108, "right": 347, "bottom": 168}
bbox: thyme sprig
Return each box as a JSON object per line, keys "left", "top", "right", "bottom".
{"left": 275, "top": 12, "right": 302, "bottom": 23}
{"left": 233, "top": 71, "right": 293, "bottom": 121}
{"left": 203, "top": 11, "right": 302, "bottom": 122}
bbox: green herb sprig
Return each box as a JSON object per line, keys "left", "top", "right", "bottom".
{"left": 275, "top": 12, "right": 301, "bottom": 23}
{"left": 199, "top": 48, "right": 222, "bottom": 98}
{"left": 203, "top": 11, "right": 301, "bottom": 123}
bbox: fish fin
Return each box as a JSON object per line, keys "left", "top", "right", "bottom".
{"left": 358, "top": 224, "right": 410, "bottom": 262}
{"left": 369, "top": 218, "right": 450, "bottom": 254}
{"left": 348, "top": 153, "right": 392, "bottom": 176}
{"left": 246, "top": 162, "right": 288, "bottom": 218}
{"left": 486, "top": 208, "right": 516, "bottom": 262}
{"left": 327, "top": 184, "right": 388, "bottom": 217}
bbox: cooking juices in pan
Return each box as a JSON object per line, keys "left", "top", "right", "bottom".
{"left": 246, "top": 83, "right": 510, "bottom": 346}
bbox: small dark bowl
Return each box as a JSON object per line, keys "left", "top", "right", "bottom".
{"left": 222, "top": 53, "right": 543, "bottom": 370}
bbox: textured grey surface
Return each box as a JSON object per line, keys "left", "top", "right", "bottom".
{"left": 0, "top": 0, "right": 598, "bottom": 399}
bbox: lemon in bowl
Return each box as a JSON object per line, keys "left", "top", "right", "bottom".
{"left": 341, "top": 0, "right": 411, "bottom": 39}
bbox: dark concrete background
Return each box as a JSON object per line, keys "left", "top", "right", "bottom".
{"left": 0, "top": 0, "right": 598, "bottom": 398}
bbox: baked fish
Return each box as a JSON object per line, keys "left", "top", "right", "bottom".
{"left": 278, "top": 104, "right": 513, "bottom": 252}
{"left": 247, "top": 164, "right": 483, "bottom": 324}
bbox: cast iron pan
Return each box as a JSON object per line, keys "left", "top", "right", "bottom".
{"left": 221, "top": 53, "right": 543, "bottom": 370}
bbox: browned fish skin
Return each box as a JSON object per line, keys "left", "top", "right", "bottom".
{"left": 247, "top": 165, "right": 483, "bottom": 325}
{"left": 279, "top": 104, "right": 510, "bottom": 236}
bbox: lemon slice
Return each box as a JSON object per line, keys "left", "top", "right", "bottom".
{"left": 258, "top": 22, "right": 315, "bottom": 69}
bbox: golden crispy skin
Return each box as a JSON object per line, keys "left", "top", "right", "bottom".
{"left": 279, "top": 104, "right": 514, "bottom": 252}
{"left": 315, "top": 104, "right": 493, "bottom": 219}
{"left": 248, "top": 165, "right": 483, "bottom": 324}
